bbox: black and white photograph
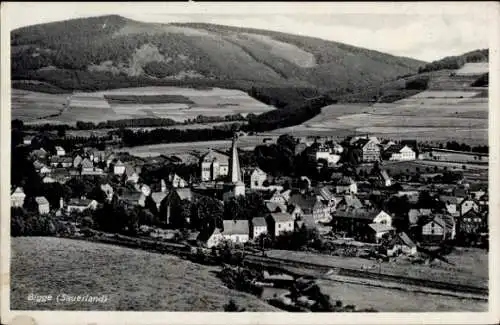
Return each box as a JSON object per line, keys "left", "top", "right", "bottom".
{"left": 1, "top": 2, "right": 499, "bottom": 324}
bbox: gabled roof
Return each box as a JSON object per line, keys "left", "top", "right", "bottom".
{"left": 298, "top": 214, "right": 317, "bottom": 230}
{"left": 314, "top": 186, "right": 334, "bottom": 201}
{"left": 288, "top": 193, "right": 318, "bottom": 214}
{"left": 11, "top": 187, "right": 25, "bottom": 196}
{"left": 81, "top": 158, "right": 93, "bottom": 168}
{"left": 175, "top": 188, "right": 194, "bottom": 201}
{"left": 222, "top": 219, "right": 249, "bottom": 235}
{"left": 151, "top": 192, "right": 168, "bottom": 204}
{"left": 337, "top": 195, "right": 363, "bottom": 210}
{"left": 270, "top": 212, "right": 294, "bottom": 223}
{"left": 337, "top": 176, "right": 355, "bottom": 186}
{"left": 393, "top": 232, "right": 416, "bottom": 248}
{"left": 369, "top": 223, "right": 394, "bottom": 233}
{"left": 201, "top": 149, "right": 229, "bottom": 164}
{"left": 252, "top": 217, "right": 267, "bottom": 227}
{"left": 384, "top": 144, "right": 407, "bottom": 154}
{"left": 439, "top": 195, "right": 461, "bottom": 205}
{"left": 265, "top": 201, "right": 286, "bottom": 213}
{"left": 35, "top": 196, "right": 49, "bottom": 205}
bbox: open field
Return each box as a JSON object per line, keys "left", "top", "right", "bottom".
{"left": 11, "top": 89, "right": 68, "bottom": 121}
{"left": 455, "top": 62, "right": 489, "bottom": 76}
{"left": 15, "top": 87, "right": 275, "bottom": 125}
{"left": 267, "top": 247, "right": 488, "bottom": 289}
{"left": 121, "top": 135, "right": 278, "bottom": 157}
{"left": 317, "top": 280, "right": 486, "bottom": 312}
{"left": 269, "top": 90, "right": 488, "bottom": 145}
{"left": 10, "top": 237, "right": 277, "bottom": 311}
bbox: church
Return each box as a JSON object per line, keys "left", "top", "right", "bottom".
{"left": 222, "top": 134, "right": 246, "bottom": 201}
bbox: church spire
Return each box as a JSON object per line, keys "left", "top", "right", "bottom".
{"left": 229, "top": 133, "right": 242, "bottom": 183}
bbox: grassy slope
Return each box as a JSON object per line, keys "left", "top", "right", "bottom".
{"left": 10, "top": 237, "right": 277, "bottom": 311}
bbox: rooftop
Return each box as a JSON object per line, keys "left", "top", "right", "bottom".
{"left": 222, "top": 219, "right": 249, "bottom": 235}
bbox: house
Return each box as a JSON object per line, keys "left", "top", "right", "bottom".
{"left": 23, "top": 135, "right": 34, "bottom": 145}
{"left": 250, "top": 167, "right": 268, "bottom": 189}
{"left": 267, "top": 212, "right": 295, "bottom": 237}
{"left": 100, "top": 184, "right": 114, "bottom": 202}
{"left": 268, "top": 190, "right": 289, "bottom": 205}
{"left": 307, "top": 143, "right": 341, "bottom": 166}
{"left": 42, "top": 176, "right": 56, "bottom": 184}
{"left": 251, "top": 217, "right": 268, "bottom": 239}
{"left": 387, "top": 232, "right": 417, "bottom": 257}
{"left": 35, "top": 196, "right": 50, "bottom": 215}
{"left": 120, "top": 191, "right": 147, "bottom": 208}
{"left": 335, "top": 176, "right": 357, "bottom": 194}
{"left": 73, "top": 155, "right": 83, "bottom": 168}
{"left": 457, "top": 209, "right": 487, "bottom": 239}
{"left": 352, "top": 138, "right": 380, "bottom": 162}
{"left": 379, "top": 139, "right": 396, "bottom": 151}
{"left": 368, "top": 223, "right": 395, "bottom": 243}
{"left": 421, "top": 215, "right": 455, "bottom": 243}
{"left": 265, "top": 201, "right": 287, "bottom": 213}
{"left": 439, "top": 195, "right": 463, "bottom": 216}
{"left": 66, "top": 198, "right": 98, "bottom": 214}
{"left": 80, "top": 158, "right": 94, "bottom": 173}
{"left": 199, "top": 150, "right": 230, "bottom": 181}
{"left": 50, "top": 156, "right": 73, "bottom": 168}
{"left": 11, "top": 187, "right": 26, "bottom": 208}
{"left": 168, "top": 173, "right": 187, "bottom": 188}
{"left": 459, "top": 198, "right": 479, "bottom": 216}
{"left": 334, "top": 194, "right": 363, "bottom": 212}
{"left": 220, "top": 219, "right": 250, "bottom": 244}
{"left": 331, "top": 209, "right": 393, "bottom": 242}
{"left": 55, "top": 146, "right": 66, "bottom": 156}
{"left": 287, "top": 204, "right": 304, "bottom": 220}
{"left": 289, "top": 193, "right": 331, "bottom": 223}
{"left": 295, "top": 214, "right": 317, "bottom": 231}
{"left": 313, "top": 186, "right": 336, "bottom": 211}
{"left": 39, "top": 165, "right": 52, "bottom": 176}
{"left": 125, "top": 165, "right": 141, "bottom": 184}
{"left": 161, "top": 188, "right": 197, "bottom": 226}
{"left": 383, "top": 145, "right": 416, "bottom": 161}
{"left": 113, "top": 160, "right": 126, "bottom": 175}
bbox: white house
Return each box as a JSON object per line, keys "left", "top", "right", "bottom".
{"left": 35, "top": 196, "right": 50, "bottom": 215}
{"left": 11, "top": 187, "right": 26, "bottom": 208}
{"left": 372, "top": 210, "right": 393, "bottom": 228}
{"left": 113, "top": 160, "right": 126, "bottom": 175}
{"left": 250, "top": 167, "right": 268, "bottom": 189}
{"left": 384, "top": 145, "right": 416, "bottom": 161}
{"left": 219, "top": 220, "right": 250, "bottom": 245}
{"left": 199, "top": 150, "right": 229, "bottom": 182}
{"left": 268, "top": 212, "right": 295, "bottom": 237}
{"left": 251, "top": 217, "right": 268, "bottom": 239}
{"left": 42, "top": 176, "right": 56, "bottom": 184}
{"left": 387, "top": 232, "right": 417, "bottom": 257}
{"left": 335, "top": 176, "right": 358, "bottom": 194}
{"left": 55, "top": 146, "right": 66, "bottom": 156}
{"left": 80, "top": 158, "right": 94, "bottom": 173}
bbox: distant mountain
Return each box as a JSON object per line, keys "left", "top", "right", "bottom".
{"left": 11, "top": 15, "right": 425, "bottom": 95}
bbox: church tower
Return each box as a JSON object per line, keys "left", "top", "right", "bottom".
{"left": 228, "top": 133, "right": 245, "bottom": 197}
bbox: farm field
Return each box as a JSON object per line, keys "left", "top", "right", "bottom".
{"left": 270, "top": 90, "right": 488, "bottom": 145}
{"left": 10, "top": 89, "right": 68, "bottom": 121}
{"left": 267, "top": 247, "right": 488, "bottom": 289}
{"left": 15, "top": 87, "right": 276, "bottom": 125}
{"left": 455, "top": 62, "right": 489, "bottom": 76}
{"left": 10, "top": 237, "right": 277, "bottom": 311}
{"left": 121, "top": 135, "right": 277, "bottom": 157}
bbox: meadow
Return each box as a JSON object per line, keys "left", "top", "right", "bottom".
{"left": 121, "top": 135, "right": 276, "bottom": 157}
{"left": 270, "top": 90, "right": 488, "bottom": 145}
{"left": 15, "top": 86, "right": 276, "bottom": 125}
{"left": 10, "top": 237, "right": 277, "bottom": 311}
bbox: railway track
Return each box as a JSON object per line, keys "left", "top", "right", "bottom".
{"left": 244, "top": 254, "right": 488, "bottom": 297}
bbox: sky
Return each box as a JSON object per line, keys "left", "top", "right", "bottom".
{"left": 3, "top": 2, "right": 495, "bottom": 62}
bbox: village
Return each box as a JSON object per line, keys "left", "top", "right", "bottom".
{"left": 11, "top": 128, "right": 489, "bottom": 311}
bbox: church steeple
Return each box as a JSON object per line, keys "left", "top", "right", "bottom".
{"left": 229, "top": 133, "right": 242, "bottom": 183}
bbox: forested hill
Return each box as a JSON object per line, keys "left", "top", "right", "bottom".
{"left": 418, "top": 49, "right": 489, "bottom": 73}
{"left": 11, "top": 15, "right": 424, "bottom": 95}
